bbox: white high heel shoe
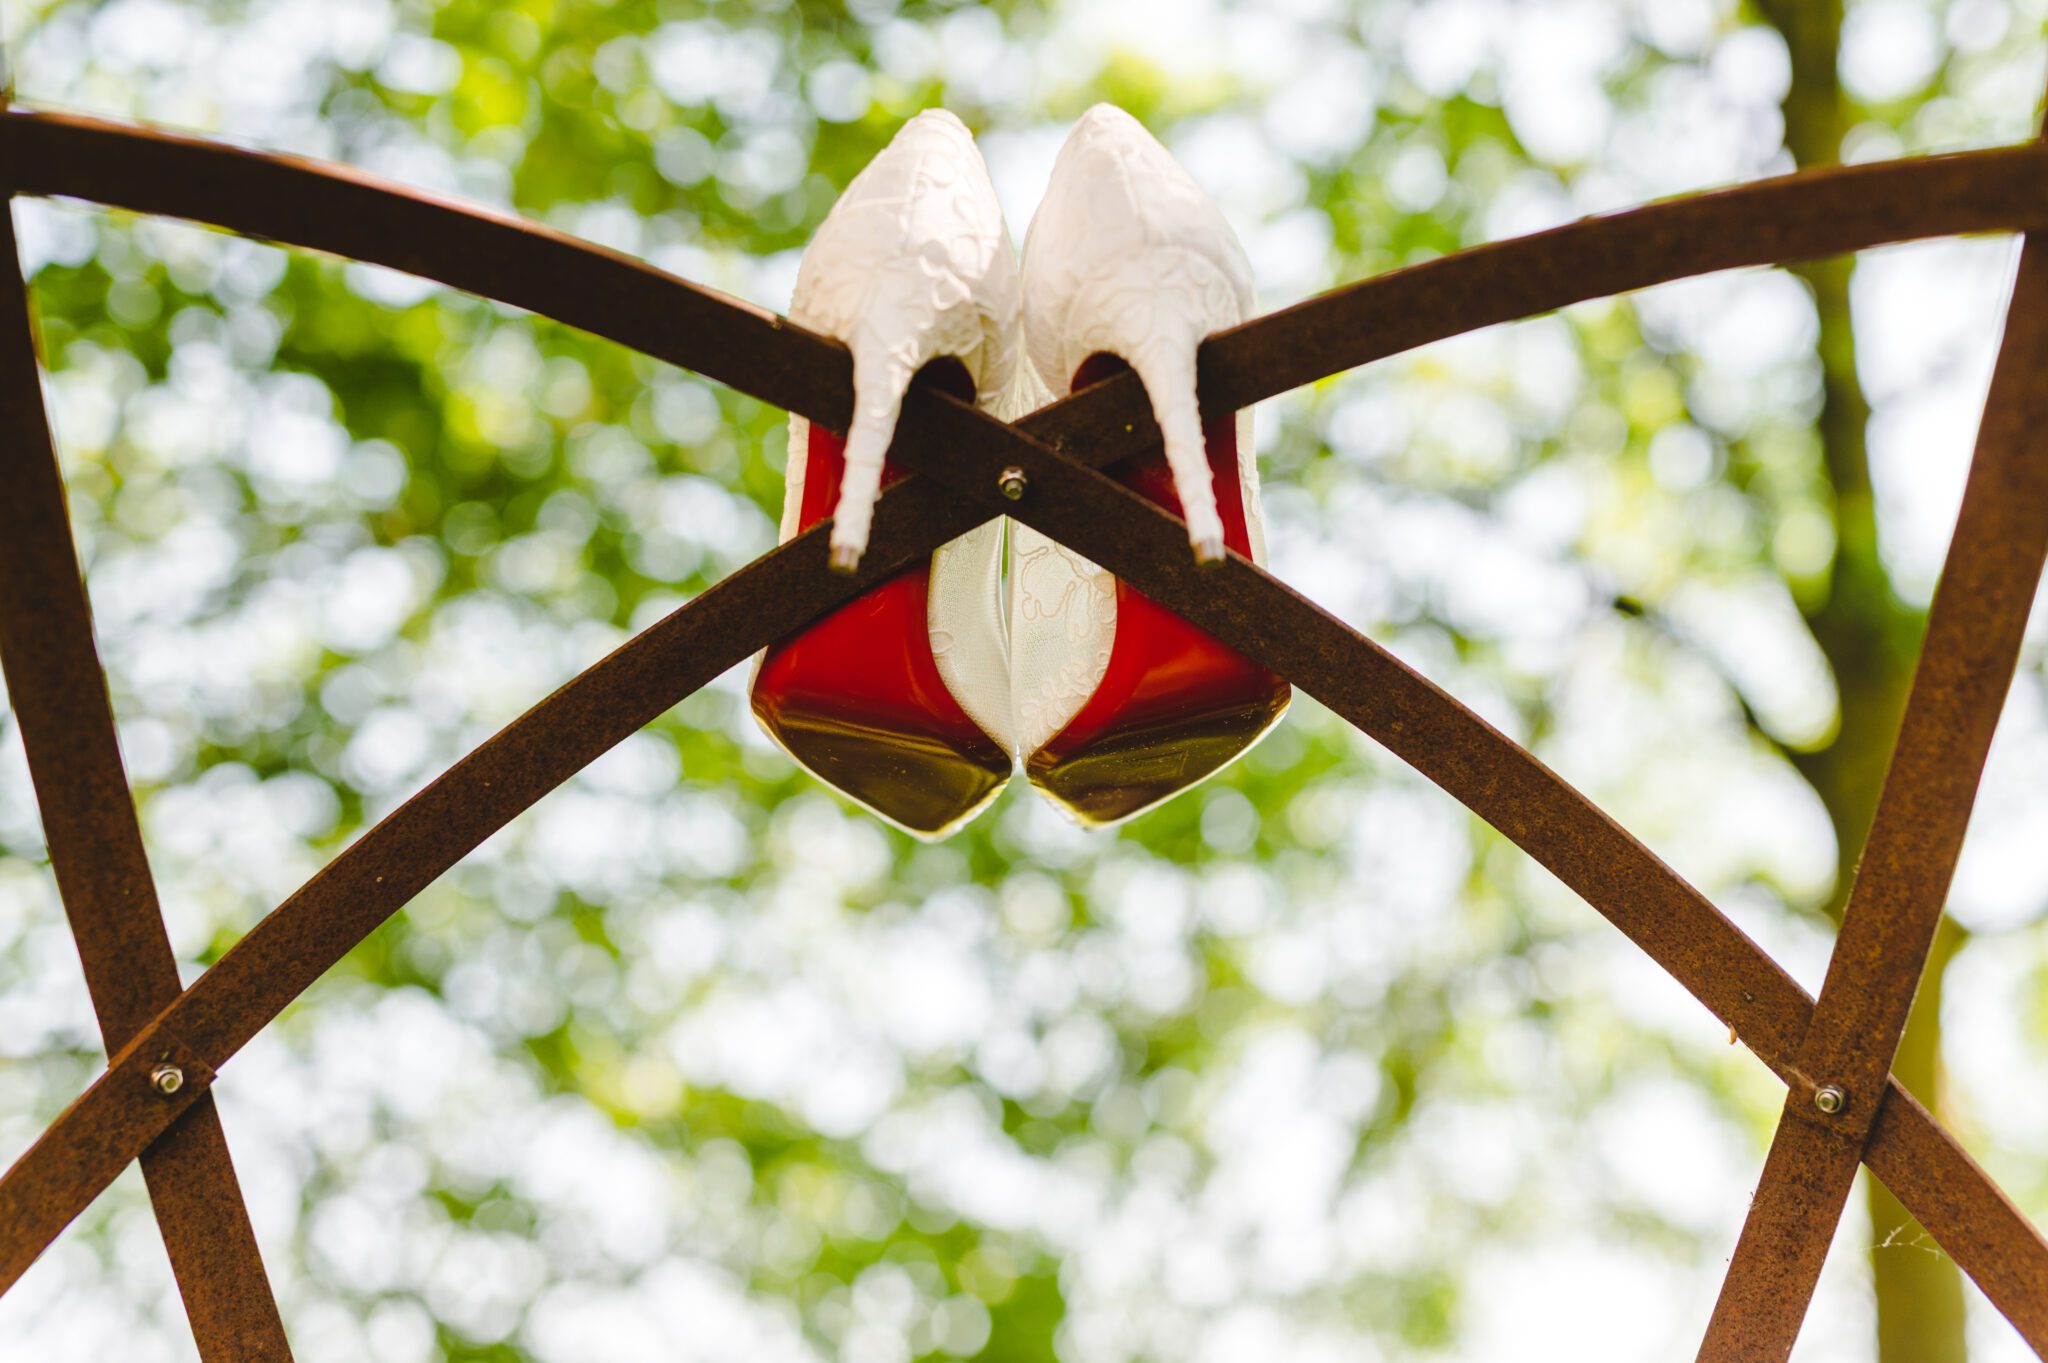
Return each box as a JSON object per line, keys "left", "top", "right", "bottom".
{"left": 1010, "top": 104, "right": 1290, "bottom": 826}
{"left": 750, "top": 110, "right": 1020, "bottom": 838}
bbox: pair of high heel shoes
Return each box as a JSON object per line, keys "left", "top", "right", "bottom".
{"left": 751, "top": 105, "right": 1290, "bottom": 837}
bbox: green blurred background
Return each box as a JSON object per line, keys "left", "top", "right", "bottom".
{"left": 2, "top": 0, "right": 2047, "bottom": 1360}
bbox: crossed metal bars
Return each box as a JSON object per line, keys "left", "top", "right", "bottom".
{"left": 0, "top": 103, "right": 2045, "bottom": 1362}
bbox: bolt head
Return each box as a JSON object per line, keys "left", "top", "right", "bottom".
{"left": 150, "top": 1063, "right": 185, "bottom": 1097}
{"left": 1813, "top": 1084, "right": 1845, "bottom": 1116}
{"left": 997, "top": 467, "right": 1028, "bottom": 501}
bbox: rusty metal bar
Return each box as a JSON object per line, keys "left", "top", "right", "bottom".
{"left": 892, "top": 387, "right": 2048, "bottom": 1351}
{"left": 0, "top": 200, "right": 290, "bottom": 1355}
{"left": 1696, "top": 232, "right": 2048, "bottom": 1359}
{"left": 6, "top": 380, "right": 2045, "bottom": 1347}
{"left": 0, "top": 476, "right": 984, "bottom": 1290}
{"left": 0, "top": 108, "right": 2045, "bottom": 1348}
{"left": 1861, "top": 1079, "right": 2046, "bottom": 1333}
{"left": 0, "top": 109, "right": 851, "bottom": 431}
{"left": 0, "top": 1029, "right": 216, "bottom": 1266}
{"left": 7, "top": 110, "right": 2048, "bottom": 454}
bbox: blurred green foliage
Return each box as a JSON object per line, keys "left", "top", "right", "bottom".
{"left": 5, "top": 1, "right": 2048, "bottom": 1361}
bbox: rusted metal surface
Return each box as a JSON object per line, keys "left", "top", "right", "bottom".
{"left": 8, "top": 395, "right": 2047, "bottom": 1352}
{"left": 0, "top": 105, "right": 2045, "bottom": 1358}
{"left": 9, "top": 110, "right": 2048, "bottom": 455}
{"left": 0, "top": 109, "right": 853, "bottom": 433}
{"left": 1696, "top": 230, "right": 2048, "bottom": 1360}
{"left": 0, "top": 1029, "right": 214, "bottom": 1287}
{"left": 0, "top": 198, "right": 290, "bottom": 1356}
{"left": 888, "top": 386, "right": 2048, "bottom": 1352}
{"left": 1195, "top": 147, "right": 2048, "bottom": 420}
{"left": 1861, "top": 1079, "right": 2048, "bottom": 1333}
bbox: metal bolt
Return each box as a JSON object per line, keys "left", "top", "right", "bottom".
{"left": 997, "top": 466, "right": 1028, "bottom": 501}
{"left": 1813, "top": 1084, "right": 1845, "bottom": 1116}
{"left": 150, "top": 1063, "right": 185, "bottom": 1097}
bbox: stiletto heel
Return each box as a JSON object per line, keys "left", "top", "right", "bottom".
{"left": 750, "top": 111, "right": 1019, "bottom": 838}
{"left": 1011, "top": 104, "right": 1290, "bottom": 826}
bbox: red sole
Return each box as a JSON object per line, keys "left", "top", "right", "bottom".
{"left": 1027, "top": 355, "right": 1290, "bottom": 825}
{"left": 751, "top": 382, "right": 1009, "bottom": 835}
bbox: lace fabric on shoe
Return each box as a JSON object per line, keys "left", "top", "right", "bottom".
{"left": 1003, "top": 355, "right": 1115, "bottom": 758}
{"left": 927, "top": 510, "right": 1014, "bottom": 757}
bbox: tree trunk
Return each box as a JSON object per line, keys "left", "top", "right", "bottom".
{"left": 1868, "top": 917, "right": 1969, "bottom": 1360}
{"left": 1751, "top": 3, "right": 1966, "bottom": 1359}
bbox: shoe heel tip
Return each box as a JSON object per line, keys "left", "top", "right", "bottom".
{"left": 828, "top": 545, "right": 864, "bottom": 575}
{"left": 1192, "top": 536, "right": 1226, "bottom": 567}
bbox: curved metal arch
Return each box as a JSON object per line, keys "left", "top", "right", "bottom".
{"left": 0, "top": 202, "right": 288, "bottom": 1356}
{"left": 0, "top": 108, "right": 2044, "bottom": 1358}
{"left": 11, "top": 109, "right": 2048, "bottom": 449}
{"left": 894, "top": 377, "right": 2048, "bottom": 1355}
{"left": 1699, "top": 228, "right": 2048, "bottom": 1356}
